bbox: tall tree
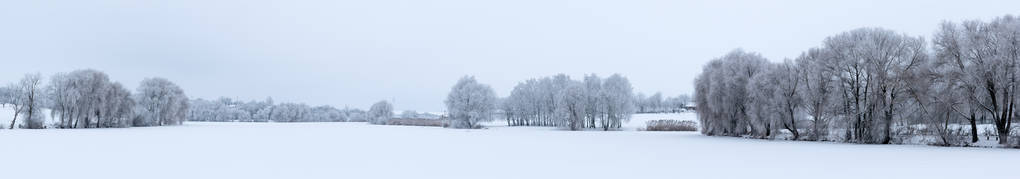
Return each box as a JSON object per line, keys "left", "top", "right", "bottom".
{"left": 695, "top": 49, "right": 769, "bottom": 136}
{"left": 445, "top": 76, "right": 498, "bottom": 129}
{"left": 134, "top": 77, "right": 189, "bottom": 126}
{"left": 825, "top": 28, "right": 926, "bottom": 144}
{"left": 8, "top": 73, "right": 43, "bottom": 129}
{"left": 749, "top": 61, "right": 803, "bottom": 139}
{"left": 368, "top": 100, "right": 394, "bottom": 125}
{"left": 935, "top": 16, "right": 1020, "bottom": 145}
{"left": 796, "top": 48, "right": 837, "bottom": 141}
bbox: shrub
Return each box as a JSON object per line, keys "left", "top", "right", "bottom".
{"left": 645, "top": 120, "right": 698, "bottom": 131}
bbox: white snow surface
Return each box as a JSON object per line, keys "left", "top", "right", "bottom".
{"left": 1, "top": 113, "right": 1018, "bottom": 179}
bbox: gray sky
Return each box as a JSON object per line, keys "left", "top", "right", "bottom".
{"left": 1, "top": 0, "right": 1017, "bottom": 112}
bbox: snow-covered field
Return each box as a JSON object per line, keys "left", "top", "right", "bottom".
{"left": 1, "top": 113, "right": 1017, "bottom": 179}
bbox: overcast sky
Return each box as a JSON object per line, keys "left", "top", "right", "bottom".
{"left": 1, "top": 0, "right": 1016, "bottom": 112}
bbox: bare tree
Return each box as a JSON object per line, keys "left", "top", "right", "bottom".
{"left": 796, "top": 48, "right": 837, "bottom": 140}
{"left": 932, "top": 16, "right": 1020, "bottom": 145}
{"left": 746, "top": 60, "right": 805, "bottom": 140}
{"left": 825, "top": 28, "right": 926, "bottom": 144}
{"left": 7, "top": 73, "right": 43, "bottom": 129}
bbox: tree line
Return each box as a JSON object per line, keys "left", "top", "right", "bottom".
{"left": 499, "top": 74, "right": 636, "bottom": 130}
{"left": 365, "top": 74, "right": 641, "bottom": 131}
{"left": 187, "top": 97, "right": 368, "bottom": 123}
{"left": 635, "top": 92, "right": 691, "bottom": 113}
{"left": 696, "top": 15, "right": 1020, "bottom": 146}
{"left": 1, "top": 69, "right": 188, "bottom": 129}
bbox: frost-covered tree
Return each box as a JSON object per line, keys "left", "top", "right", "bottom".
{"left": 648, "top": 92, "right": 663, "bottom": 113}
{"left": 934, "top": 16, "right": 1020, "bottom": 145}
{"left": 694, "top": 15, "right": 1020, "bottom": 146}
{"left": 636, "top": 92, "right": 686, "bottom": 113}
{"left": 825, "top": 28, "right": 926, "bottom": 144}
{"left": 45, "top": 70, "right": 138, "bottom": 128}
{"left": 795, "top": 48, "right": 837, "bottom": 140}
{"left": 635, "top": 93, "right": 647, "bottom": 113}
{"left": 187, "top": 98, "right": 219, "bottom": 122}
{"left": 7, "top": 73, "right": 44, "bottom": 129}
{"left": 309, "top": 105, "right": 344, "bottom": 122}
{"left": 258, "top": 97, "right": 276, "bottom": 122}
{"left": 187, "top": 96, "right": 355, "bottom": 123}
{"left": 695, "top": 49, "right": 769, "bottom": 136}
{"left": 273, "top": 103, "right": 310, "bottom": 122}
{"left": 134, "top": 77, "right": 189, "bottom": 126}
{"left": 98, "top": 82, "right": 135, "bottom": 128}
{"left": 445, "top": 76, "right": 497, "bottom": 129}
{"left": 368, "top": 100, "right": 394, "bottom": 125}
{"left": 665, "top": 94, "right": 691, "bottom": 113}
{"left": 504, "top": 74, "right": 634, "bottom": 130}
{"left": 931, "top": 21, "right": 986, "bottom": 144}
{"left": 345, "top": 109, "right": 368, "bottom": 122}
{"left": 5, "top": 84, "right": 26, "bottom": 129}
{"left": 239, "top": 100, "right": 270, "bottom": 122}
{"left": 0, "top": 86, "right": 11, "bottom": 106}
{"left": 582, "top": 74, "right": 604, "bottom": 128}
{"left": 557, "top": 82, "right": 587, "bottom": 130}
{"left": 600, "top": 74, "right": 636, "bottom": 130}
{"left": 698, "top": 30, "right": 924, "bottom": 142}
{"left": 748, "top": 60, "right": 803, "bottom": 139}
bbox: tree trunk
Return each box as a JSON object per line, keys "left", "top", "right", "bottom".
{"left": 969, "top": 113, "right": 979, "bottom": 143}
{"left": 9, "top": 106, "right": 21, "bottom": 129}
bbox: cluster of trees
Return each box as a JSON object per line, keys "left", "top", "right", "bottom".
{"left": 1, "top": 70, "right": 188, "bottom": 129}
{"left": 399, "top": 110, "right": 441, "bottom": 119}
{"left": 696, "top": 15, "right": 1020, "bottom": 146}
{"left": 501, "top": 74, "right": 635, "bottom": 131}
{"left": 187, "top": 97, "right": 366, "bottom": 123}
{"left": 635, "top": 92, "right": 691, "bottom": 113}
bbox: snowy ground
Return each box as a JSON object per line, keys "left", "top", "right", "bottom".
{"left": 1, "top": 113, "right": 1017, "bottom": 179}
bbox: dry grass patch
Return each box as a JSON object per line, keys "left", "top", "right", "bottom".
{"left": 645, "top": 120, "right": 697, "bottom": 131}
